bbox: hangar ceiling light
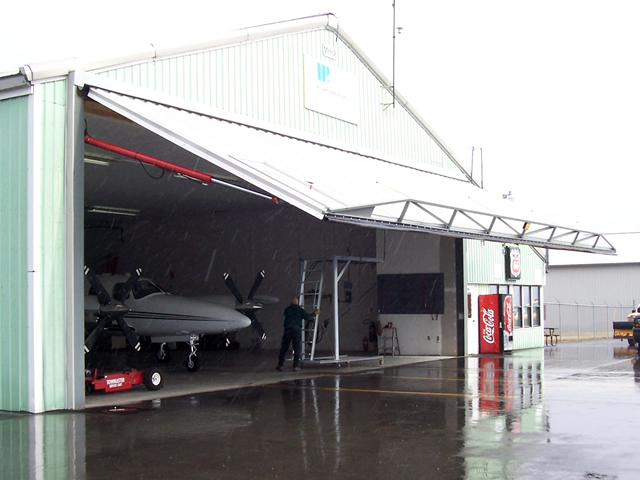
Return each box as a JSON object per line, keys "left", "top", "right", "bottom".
{"left": 86, "top": 205, "right": 140, "bottom": 216}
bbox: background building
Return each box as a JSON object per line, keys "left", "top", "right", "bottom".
{"left": 545, "top": 234, "right": 640, "bottom": 342}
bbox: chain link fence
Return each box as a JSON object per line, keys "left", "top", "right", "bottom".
{"left": 544, "top": 301, "right": 635, "bottom": 342}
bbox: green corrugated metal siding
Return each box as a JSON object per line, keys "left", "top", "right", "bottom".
{"left": 513, "top": 326, "right": 545, "bottom": 349}
{"left": 466, "top": 239, "right": 546, "bottom": 350}
{"left": 0, "top": 95, "right": 29, "bottom": 412}
{"left": 96, "top": 29, "right": 459, "bottom": 174}
{"left": 464, "top": 239, "right": 545, "bottom": 286}
{"left": 38, "top": 80, "right": 68, "bottom": 411}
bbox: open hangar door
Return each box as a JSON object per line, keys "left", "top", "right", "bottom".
{"left": 81, "top": 79, "right": 614, "bottom": 365}
{"left": 82, "top": 99, "right": 384, "bottom": 365}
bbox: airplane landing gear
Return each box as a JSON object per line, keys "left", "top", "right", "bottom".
{"left": 156, "top": 342, "right": 171, "bottom": 364}
{"left": 186, "top": 334, "right": 201, "bottom": 372}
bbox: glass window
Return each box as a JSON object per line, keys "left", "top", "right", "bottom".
{"left": 499, "top": 285, "right": 509, "bottom": 295}
{"left": 532, "top": 287, "right": 540, "bottom": 327}
{"left": 132, "top": 280, "right": 164, "bottom": 299}
{"left": 513, "top": 286, "right": 522, "bottom": 328}
{"left": 523, "top": 287, "right": 532, "bottom": 327}
{"left": 489, "top": 285, "right": 498, "bottom": 294}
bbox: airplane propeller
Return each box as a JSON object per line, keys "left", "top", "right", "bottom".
{"left": 223, "top": 270, "right": 267, "bottom": 340}
{"left": 84, "top": 265, "right": 143, "bottom": 353}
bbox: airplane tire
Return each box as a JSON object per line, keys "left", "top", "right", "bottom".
{"left": 144, "top": 369, "right": 164, "bottom": 391}
{"left": 186, "top": 354, "right": 201, "bottom": 373}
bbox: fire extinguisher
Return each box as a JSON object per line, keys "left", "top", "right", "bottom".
{"left": 363, "top": 336, "right": 369, "bottom": 352}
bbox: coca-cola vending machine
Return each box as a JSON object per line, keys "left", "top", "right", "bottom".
{"left": 478, "top": 294, "right": 514, "bottom": 353}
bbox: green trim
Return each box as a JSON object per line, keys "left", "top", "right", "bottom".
{"left": 0, "top": 95, "right": 29, "bottom": 411}
{"left": 39, "top": 80, "right": 68, "bottom": 411}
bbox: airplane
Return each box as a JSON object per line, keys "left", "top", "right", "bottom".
{"left": 84, "top": 266, "right": 276, "bottom": 372}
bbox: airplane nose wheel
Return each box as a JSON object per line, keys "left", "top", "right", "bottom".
{"left": 187, "top": 354, "right": 200, "bottom": 372}
{"left": 186, "top": 334, "right": 201, "bottom": 372}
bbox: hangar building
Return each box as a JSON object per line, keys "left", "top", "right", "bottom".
{"left": 0, "top": 14, "right": 614, "bottom": 413}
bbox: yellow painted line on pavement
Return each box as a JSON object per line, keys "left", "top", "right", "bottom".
{"left": 265, "top": 383, "right": 519, "bottom": 400}
{"left": 388, "top": 375, "right": 542, "bottom": 385}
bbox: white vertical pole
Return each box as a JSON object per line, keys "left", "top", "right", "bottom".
{"left": 27, "top": 85, "right": 44, "bottom": 413}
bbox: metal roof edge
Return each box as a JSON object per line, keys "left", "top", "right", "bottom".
{"left": 0, "top": 72, "right": 30, "bottom": 91}
{"left": 18, "top": 14, "right": 337, "bottom": 82}
{"left": 548, "top": 262, "right": 638, "bottom": 269}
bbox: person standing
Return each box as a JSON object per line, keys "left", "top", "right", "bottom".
{"left": 276, "top": 298, "right": 319, "bottom": 372}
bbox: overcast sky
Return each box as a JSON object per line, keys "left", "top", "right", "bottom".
{"left": 3, "top": 0, "right": 639, "bottom": 262}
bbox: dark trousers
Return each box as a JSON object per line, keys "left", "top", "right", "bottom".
{"left": 278, "top": 327, "right": 302, "bottom": 368}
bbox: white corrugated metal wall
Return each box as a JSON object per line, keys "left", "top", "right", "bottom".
{"left": 546, "top": 263, "right": 640, "bottom": 340}
{"left": 94, "top": 28, "right": 460, "bottom": 174}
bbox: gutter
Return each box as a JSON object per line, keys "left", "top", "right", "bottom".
{"left": 19, "top": 14, "right": 338, "bottom": 82}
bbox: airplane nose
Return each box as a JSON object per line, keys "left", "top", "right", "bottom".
{"left": 225, "top": 307, "right": 251, "bottom": 328}
{"left": 238, "top": 314, "right": 252, "bottom": 329}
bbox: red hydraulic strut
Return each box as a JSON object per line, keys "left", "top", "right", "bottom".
{"left": 85, "top": 135, "right": 213, "bottom": 184}
{"left": 84, "top": 135, "right": 279, "bottom": 203}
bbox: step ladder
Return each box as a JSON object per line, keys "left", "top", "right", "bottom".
{"left": 299, "top": 259, "right": 325, "bottom": 361}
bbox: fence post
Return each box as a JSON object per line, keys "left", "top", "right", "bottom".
{"left": 576, "top": 302, "right": 580, "bottom": 342}
{"left": 558, "top": 302, "right": 562, "bottom": 342}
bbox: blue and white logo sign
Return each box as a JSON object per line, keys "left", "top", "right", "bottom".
{"left": 317, "top": 63, "right": 331, "bottom": 83}
{"left": 304, "top": 54, "right": 359, "bottom": 125}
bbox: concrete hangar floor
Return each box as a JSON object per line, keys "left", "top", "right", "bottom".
{"left": 3, "top": 340, "right": 640, "bottom": 479}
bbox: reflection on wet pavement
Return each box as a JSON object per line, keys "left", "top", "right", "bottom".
{"left": 2, "top": 340, "right": 639, "bottom": 479}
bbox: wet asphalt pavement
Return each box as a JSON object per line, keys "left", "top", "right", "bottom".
{"left": 2, "top": 339, "right": 640, "bottom": 480}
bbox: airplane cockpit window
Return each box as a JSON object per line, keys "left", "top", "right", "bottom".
{"left": 132, "top": 280, "right": 164, "bottom": 299}
{"left": 111, "top": 280, "right": 165, "bottom": 300}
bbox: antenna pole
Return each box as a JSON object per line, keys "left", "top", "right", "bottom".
{"left": 392, "top": 0, "right": 396, "bottom": 107}
{"left": 471, "top": 147, "right": 475, "bottom": 181}
{"left": 480, "top": 147, "right": 484, "bottom": 189}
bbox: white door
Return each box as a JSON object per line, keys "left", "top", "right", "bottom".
{"left": 465, "top": 286, "right": 479, "bottom": 355}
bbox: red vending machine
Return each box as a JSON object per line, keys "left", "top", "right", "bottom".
{"left": 478, "top": 294, "right": 514, "bottom": 354}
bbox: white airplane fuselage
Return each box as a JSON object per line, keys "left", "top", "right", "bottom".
{"left": 84, "top": 275, "right": 251, "bottom": 339}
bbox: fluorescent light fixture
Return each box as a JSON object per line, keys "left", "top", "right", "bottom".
{"left": 84, "top": 157, "right": 111, "bottom": 166}
{"left": 86, "top": 205, "right": 140, "bottom": 216}
{"left": 84, "top": 152, "right": 116, "bottom": 166}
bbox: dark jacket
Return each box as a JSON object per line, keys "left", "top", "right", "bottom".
{"left": 282, "top": 304, "right": 312, "bottom": 330}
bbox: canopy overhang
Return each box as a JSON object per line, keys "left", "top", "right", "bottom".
{"left": 82, "top": 79, "right": 615, "bottom": 255}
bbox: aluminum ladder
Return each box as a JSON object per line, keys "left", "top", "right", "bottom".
{"left": 299, "top": 259, "right": 325, "bottom": 361}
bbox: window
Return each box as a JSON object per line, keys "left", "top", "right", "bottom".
{"left": 489, "top": 285, "right": 508, "bottom": 294}
{"left": 522, "top": 287, "right": 531, "bottom": 327}
{"left": 532, "top": 287, "right": 540, "bottom": 327}
{"left": 133, "top": 280, "right": 165, "bottom": 299}
{"left": 377, "top": 274, "right": 445, "bottom": 314}
{"left": 484, "top": 285, "right": 541, "bottom": 329}
{"left": 513, "top": 286, "right": 522, "bottom": 328}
